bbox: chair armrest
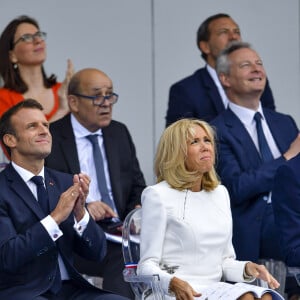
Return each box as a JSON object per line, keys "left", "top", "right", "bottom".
{"left": 287, "top": 267, "right": 300, "bottom": 286}
{"left": 123, "top": 270, "right": 164, "bottom": 299}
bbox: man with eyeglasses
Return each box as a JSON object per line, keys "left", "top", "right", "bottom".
{"left": 45, "top": 68, "right": 146, "bottom": 298}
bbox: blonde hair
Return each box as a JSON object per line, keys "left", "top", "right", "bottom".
{"left": 155, "top": 119, "right": 219, "bottom": 191}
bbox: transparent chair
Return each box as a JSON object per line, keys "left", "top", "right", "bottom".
{"left": 258, "top": 259, "right": 287, "bottom": 298}
{"left": 122, "top": 207, "right": 165, "bottom": 300}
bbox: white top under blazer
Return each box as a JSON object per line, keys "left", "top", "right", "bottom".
{"left": 137, "top": 181, "right": 249, "bottom": 298}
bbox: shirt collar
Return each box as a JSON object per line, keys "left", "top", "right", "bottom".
{"left": 206, "top": 64, "right": 223, "bottom": 89}
{"left": 12, "top": 161, "right": 45, "bottom": 183}
{"left": 228, "top": 101, "right": 264, "bottom": 126}
{"left": 70, "top": 114, "right": 102, "bottom": 139}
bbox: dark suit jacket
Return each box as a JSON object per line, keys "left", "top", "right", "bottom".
{"left": 211, "top": 108, "right": 299, "bottom": 261}
{"left": 272, "top": 154, "right": 300, "bottom": 267}
{"left": 0, "top": 164, "right": 107, "bottom": 300}
{"left": 45, "top": 113, "right": 146, "bottom": 221}
{"left": 166, "top": 67, "right": 275, "bottom": 127}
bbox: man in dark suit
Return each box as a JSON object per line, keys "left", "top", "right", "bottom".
{"left": 273, "top": 154, "right": 300, "bottom": 267}
{"left": 210, "top": 41, "right": 300, "bottom": 263}
{"left": 45, "top": 68, "right": 146, "bottom": 298}
{"left": 0, "top": 99, "right": 128, "bottom": 300}
{"left": 166, "top": 13, "right": 275, "bottom": 127}
{"left": 272, "top": 155, "right": 300, "bottom": 299}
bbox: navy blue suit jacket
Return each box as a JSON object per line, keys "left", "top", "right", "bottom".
{"left": 166, "top": 67, "right": 275, "bottom": 127}
{"left": 45, "top": 113, "right": 146, "bottom": 221}
{"left": 211, "top": 108, "right": 299, "bottom": 261}
{"left": 272, "top": 154, "right": 300, "bottom": 267}
{"left": 0, "top": 164, "right": 107, "bottom": 300}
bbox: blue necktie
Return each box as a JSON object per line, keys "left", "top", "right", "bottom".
{"left": 86, "top": 135, "right": 115, "bottom": 209}
{"left": 31, "top": 176, "right": 49, "bottom": 214}
{"left": 254, "top": 112, "right": 273, "bottom": 162}
{"left": 31, "top": 175, "right": 61, "bottom": 293}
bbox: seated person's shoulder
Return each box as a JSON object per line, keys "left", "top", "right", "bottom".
{"left": 170, "top": 68, "right": 205, "bottom": 89}
{"left": 104, "top": 119, "right": 131, "bottom": 136}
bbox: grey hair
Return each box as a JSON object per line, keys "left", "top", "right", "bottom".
{"left": 216, "top": 41, "right": 252, "bottom": 75}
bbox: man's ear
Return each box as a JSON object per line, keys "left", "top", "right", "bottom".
{"left": 199, "top": 41, "right": 210, "bottom": 55}
{"left": 68, "top": 95, "right": 79, "bottom": 112}
{"left": 3, "top": 134, "right": 16, "bottom": 149}
{"left": 219, "top": 73, "right": 230, "bottom": 88}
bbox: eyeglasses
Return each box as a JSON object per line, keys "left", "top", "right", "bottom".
{"left": 13, "top": 31, "right": 47, "bottom": 46}
{"left": 73, "top": 93, "right": 119, "bottom": 107}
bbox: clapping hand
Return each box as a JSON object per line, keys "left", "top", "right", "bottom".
{"left": 57, "top": 59, "right": 74, "bottom": 111}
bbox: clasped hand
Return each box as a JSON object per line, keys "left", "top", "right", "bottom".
{"left": 50, "top": 173, "right": 90, "bottom": 224}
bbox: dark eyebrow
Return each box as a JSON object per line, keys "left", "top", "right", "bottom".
{"left": 92, "top": 87, "right": 113, "bottom": 92}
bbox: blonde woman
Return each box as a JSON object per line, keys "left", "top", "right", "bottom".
{"left": 137, "top": 119, "right": 279, "bottom": 300}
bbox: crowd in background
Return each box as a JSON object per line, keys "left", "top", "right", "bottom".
{"left": 0, "top": 12, "right": 299, "bottom": 300}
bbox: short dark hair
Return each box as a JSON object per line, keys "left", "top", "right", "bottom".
{"left": 0, "top": 99, "right": 43, "bottom": 156}
{"left": 0, "top": 15, "right": 57, "bottom": 93}
{"left": 196, "top": 13, "right": 231, "bottom": 61}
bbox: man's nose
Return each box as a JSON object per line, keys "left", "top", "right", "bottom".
{"left": 229, "top": 31, "right": 240, "bottom": 41}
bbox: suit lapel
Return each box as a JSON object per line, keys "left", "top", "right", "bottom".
{"left": 224, "top": 109, "right": 262, "bottom": 166}
{"left": 263, "top": 110, "right": 291, "bottom": 154}
{"left": 57, "top": 114, "right": 81, "bottom": 174}
{"left": 102, "top": 125, "right": 121, "bottom": 211}
{"left": 5, "top": 164, "right": 45, "bottom": 219}
{"left": 200, "top": 68, "right": 225, "bottom": 113}
{"left": 44, "top": 169, "right": 61, "bottom": 213}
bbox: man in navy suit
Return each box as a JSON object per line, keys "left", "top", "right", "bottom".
{"left": 45, "top": 68, "right": 146, "bottom": 298}
{"left": 272, "top": 155, "right": 300, "bottom": 299}
{"left": 166, "top": 13, "right": 275, "bottom": 127}
{"left": 211, "top": 41, "right": 300, "bottom": 263}
{"left": 0, "top": 99, "right": 128, "bottom": 300}
{"left": 273, "top": 154, "right": 300, "bottom": 267}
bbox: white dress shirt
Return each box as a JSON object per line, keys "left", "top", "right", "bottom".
{"left": 228, "top": 102, "right": 281, "bottom": 159}
{"left": 206, "top": 64, "right": 230, "bottom": 108}
{"left": 70, "top": 114, "right": 118, "bottom": 213}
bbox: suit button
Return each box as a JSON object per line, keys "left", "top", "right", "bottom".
{"left": 48, "top": 275, "right": 53, "bottom": 281}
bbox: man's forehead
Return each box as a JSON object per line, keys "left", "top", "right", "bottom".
{"left": 13, "top": 108, "right": 47, "bottom": 122}
{"left": 210, "top": 17, "right": 239, "bottom": 30}
{"left": 230, "top": 48, "right": 260, "bottom": 60}
{"left": 80, "top": 78, "right": 113, "bottom": 92}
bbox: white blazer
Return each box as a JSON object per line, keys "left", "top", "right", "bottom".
{"left": 137, "top": 181, "right": 249, "bottom": 297}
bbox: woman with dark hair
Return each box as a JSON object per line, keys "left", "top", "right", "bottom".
{"left": 0, "top": 15, "right": 73, "bottom": 122}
